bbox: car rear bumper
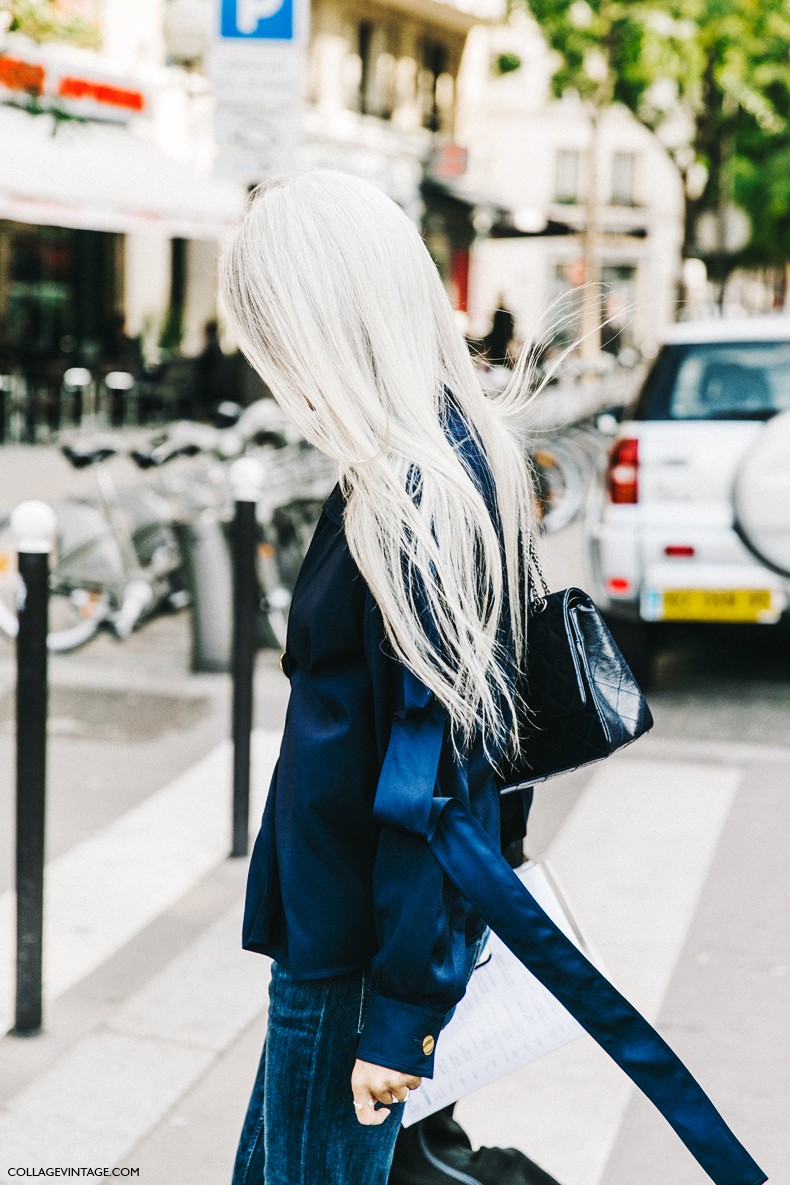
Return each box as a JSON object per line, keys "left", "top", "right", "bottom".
{"left": 589, "top": 515, "right": 790, "bottom": 625}
{"left": 639, "top": 561, "right": 788, "bottom": 623}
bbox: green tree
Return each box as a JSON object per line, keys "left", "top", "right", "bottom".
{"left": 521, "top": 0, "right": 790, "bottom": 309}
{"left": 1, "top": 0, "right": 100, "bottom": 48}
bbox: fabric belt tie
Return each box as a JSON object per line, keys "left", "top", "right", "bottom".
{"left": 374, "top": 711, "right": 766, "bottom": 1185}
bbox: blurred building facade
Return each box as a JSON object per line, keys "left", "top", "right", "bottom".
{"left": 457, "top": 13, "right": 685, "bottom": 355}
{"left": 0, "top": 0, "right": 686, "bottom": 428}
{"left": 301, "top": 0, "right": 505, "bottom": 312}
{"left": 0, "top": 0, "right": 243, "bottom": 383}
{"left": 0, "top": 0, "right": 505, "bottom": 386}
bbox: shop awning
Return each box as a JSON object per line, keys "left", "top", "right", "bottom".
{"left": 0, "top": 104, "right": 245, "bottom": 239}
{"left": 422, "top": 176, "right": 582, "bottom": 238}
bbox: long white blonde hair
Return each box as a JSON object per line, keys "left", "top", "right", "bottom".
{"left": 220, "top": 169, "right": 538, "bottom": 757}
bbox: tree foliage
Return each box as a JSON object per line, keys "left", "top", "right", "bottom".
{"left": 1, "top": 0, "right": 100, "bottom": 49}
{"left": 523, "top": 0, "right": 790, "bottom": 268}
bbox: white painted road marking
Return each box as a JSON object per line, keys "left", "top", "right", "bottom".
{"left": 0, "top": 903, "right": 272, "bottom": 1165}
{"left": 0, "top": 730, "right": 280, "bottom": 1035}
{"left": 455, "top": 757, "right": 741, "bottom": 1185}
{"left": 0, "top": 748, "right": 741, "bottom": 1181}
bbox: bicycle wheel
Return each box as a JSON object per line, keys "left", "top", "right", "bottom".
{"left": 531, "top": 441, "right": 586, "bottom": 533}
{"left": 271, "top": 498, "right": 324, "bottom": 590}
{"left": 256, "top": 532, "right": 290, "bottom": 650}
{"left": 0, "top": 517, "right": 112, "bottom": 653}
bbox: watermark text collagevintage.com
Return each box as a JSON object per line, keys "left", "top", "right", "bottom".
{"left": 7, "top": 1170, "right": 139, "bottom": 1177}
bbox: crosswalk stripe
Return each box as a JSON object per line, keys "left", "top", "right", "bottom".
{"left": 454, "top": 755, "right": 742, "bottom": 1185}
{"left": 0, "top": 902, "right": 272, "bottom": 1165}
{"left": 0, "top": 730, "right": 280, "bottom": 1035}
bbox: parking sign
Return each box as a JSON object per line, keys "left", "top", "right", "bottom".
{"left": 220, "top": 0, "right": 294, "bottom": 40}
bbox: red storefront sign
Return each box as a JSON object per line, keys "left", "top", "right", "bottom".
{"left": 0, "top": 57, "right": 46, "bottom": 96}
{"left": 0, "top": 52, "right": 145, "bottom": 119}
{"left": 58, "top": 76, "right": 144, "bottom": 112}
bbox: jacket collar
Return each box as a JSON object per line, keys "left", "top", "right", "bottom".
{"left": 322, "top": 482, "right": 345, "bottom": 526}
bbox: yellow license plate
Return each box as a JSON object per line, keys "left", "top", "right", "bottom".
{"left": 661, "top": 588, "right": 775, "bottom": 622}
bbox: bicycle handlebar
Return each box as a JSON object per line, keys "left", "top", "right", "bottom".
{"left": 62, "top": 442, "right": 122, "bottom": 469}
{"left": 130, "top": 442, "right": 201, "bottom": 469}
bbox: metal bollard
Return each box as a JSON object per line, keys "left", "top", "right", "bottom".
{"left": 103, "top": 370, "right": 136, "bottom": 428}
{"left": 61, "top": 367, "right": 93, "bottom": 432}
{"left": 229, "top": 458, "right": 264, "bottom": 859}
{"left": 10, "top": 501, "right": 56, "bottom": 1037}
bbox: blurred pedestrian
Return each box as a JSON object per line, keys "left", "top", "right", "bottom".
{"left": 194, "top": 319, "right": 228, "bottom": 420}
{"left": 483, "top": 300, "right": 516, "bottom": 367}
{"left": 100, "top": 310, "right": 143, "bottom": 377}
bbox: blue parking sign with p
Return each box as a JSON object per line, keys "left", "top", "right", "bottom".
{"left": 220, "top": 0, "right": 294, "bottom": 40}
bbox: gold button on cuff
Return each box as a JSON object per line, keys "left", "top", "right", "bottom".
{"left": 279, "top": 651, "right": 287, "bottom": 675}
{"left": 422, "top": 1035, "right": 435, "bottom": 1056}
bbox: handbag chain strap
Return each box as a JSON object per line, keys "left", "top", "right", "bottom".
{"left": 527, "top": 534, "right": 551, "bottom": 609}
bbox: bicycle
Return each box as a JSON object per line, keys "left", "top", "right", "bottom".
{"left": 0, "top": 438, "right": 190, "bottom": 652}
{"left": 530, "top": 413, "right": 613, "bottom": 534}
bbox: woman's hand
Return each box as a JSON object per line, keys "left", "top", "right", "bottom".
{"left": 351, "top": 1058, "right": 421, "bottom": 1125}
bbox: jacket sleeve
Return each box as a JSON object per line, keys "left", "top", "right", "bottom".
{"left": 355, "top": 654, "right": 533, "bottom": 1078}
{"left": 354, "top": 652, "right": 471, "bottom": 1078}
{"left": 355, "top": 408, "right": 530, "bottom": 1077}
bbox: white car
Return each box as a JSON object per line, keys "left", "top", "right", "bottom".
{"left": 587, "top": 317, "right": 790, "bottom": 680}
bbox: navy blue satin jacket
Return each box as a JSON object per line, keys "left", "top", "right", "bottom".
{"left": 242, "top": 404, "right": 529, "bottom": 1078}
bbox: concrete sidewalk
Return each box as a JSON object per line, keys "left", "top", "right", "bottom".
{"left": 1, "top": 700, "right": 785, "bottom": 1184}
{"left": 0, "top": 614, "right": 289, "bottom": 1182}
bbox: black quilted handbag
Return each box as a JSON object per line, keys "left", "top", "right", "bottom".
{"left": 500, "top": 541, "right": 653, "bottom": 790}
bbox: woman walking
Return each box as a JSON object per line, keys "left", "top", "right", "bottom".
{"left": 222, "top": 168, "right": 535, "bottom": 1184}
{"left": 220, "top": 170, "right": 765, "bottom": 1185}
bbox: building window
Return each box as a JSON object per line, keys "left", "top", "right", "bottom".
{"left": 351, "top": 21, "right": 397, "bottom": 119}
{"left": 600, "top": 264, "right": 636, "bottom": 351}
{"left": 611, "top": 151, "right": 637, "bottom": 205}
{"left": 549, "top": 261, "right": 636, "bottom": 350}
{"left": 418, "top": 37, "right": 451, "bottom": 133}
{"left": 554, "top": 149, "right": 582, "bottom": 204}
{"left": 0, "top": 224, "right": 120, "bottom": 367}
{"left": 357, "top": 21, "right": 374, "bottom": 113}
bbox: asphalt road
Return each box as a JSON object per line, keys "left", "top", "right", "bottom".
{"left": 0, "top": 505, "right": 787, "bottom": 1184}
{"left": 530, "top": 519, "right": 790, "bottom": 1184}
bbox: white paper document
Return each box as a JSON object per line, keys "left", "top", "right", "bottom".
{"left": 402, "top": 861, "right": 599, "bottom": 1127}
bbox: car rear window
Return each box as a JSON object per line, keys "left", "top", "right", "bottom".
{"left": 634, "top": 340, "right": 790, "bottom": 421}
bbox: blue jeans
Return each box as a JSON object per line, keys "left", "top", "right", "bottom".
{"left": 232, "top": 937, "right": 487, "bottom": 1185}
{"left": 232, "top": 963, "right": 402, "bottom": 1185}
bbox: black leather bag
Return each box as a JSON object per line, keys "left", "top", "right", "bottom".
{"left": 500, "top": 543, "right": 653, "bottom": 791}
{"left": 389, "top": 1103, "right": 562, "bottom": 1185}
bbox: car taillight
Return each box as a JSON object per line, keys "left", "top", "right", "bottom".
{"left": 664, "top": 545, "right": 695, "bottom": 558}
{"left": 607, "top": 437, "right": 639, "bottom": 504}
